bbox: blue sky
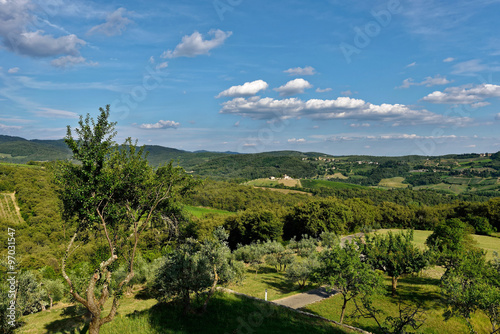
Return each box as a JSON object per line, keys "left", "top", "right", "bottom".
{"left": 1, "top": 0, "right": 500, "bottom": 156}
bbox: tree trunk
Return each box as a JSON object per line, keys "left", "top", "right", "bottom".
{"left": 201, "top": 264, "right": 218, "bottom": 314}
{"left": 183, "top": 291, "right": 191, "bottom": 315}
{"left": 88, "top": 315, "right": 101, "bottom": 334}
{"left": 392, "top": 276, "right": 398, "bottom": 296}
{"left": 340, "top": 297, "right": 348, "bottom": 324}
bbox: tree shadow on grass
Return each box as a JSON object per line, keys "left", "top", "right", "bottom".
{"left": 44, "top": 305, "right": 90, "bottom": 333}
{"left": 140, "top": 292, "right": 351, "bottom": 334}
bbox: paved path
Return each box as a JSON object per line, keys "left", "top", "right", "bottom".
{"left": 273, "top": 233, "right": 365, "bottom": 309}
{"left": 273, "top": 286, "right": 337, "bottom": 309}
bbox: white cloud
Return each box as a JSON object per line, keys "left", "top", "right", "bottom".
{"left": 7, "top": 67, "right": 19, "bottom": 73}
{"left": 216, "top": 80, "right": 268, "bottom": 98}
{"left": 34, "top": 107, "right": 78, "bottom": 118}
{"left": 0, "top": 123, "right": 22, "bottom": 131}
{"left": 283, "top": 66, "right": 316, "bottom": 76}
{"left": 220, "top": 96, "right": 470, "bottom": 126}
{"left": 51, "top": 55, "right": 96, "bottom": 68}
{"left": 140, "top": 120, "right": 180, "bottom": 129}
{"left": 451, "top": 59, "right": 500, "bottom": 75}
{"left": 341, "top": 90, "right": 356, "bottom": 96}
{"left": 315, "top": 133, "right": 461, "bottom": 142}
{"left": 405, "top": 62, "right": 417, "bottom": 68}
{"left": 316, "top": 87, "right": 332, "bottom": 93}
{"left": 0, "top": 1, "right": 87, "bottom": 59}
{"left": 11, "top": 31, "right": 86, "bottom": 58}
{"left": 470, "top": 102, "right": 490, "bottom": 108}
{"left": 350, "top": 123, "right": 370, "bottom": 128}
{"left": 162, "top": 29, "right": 232, "bottom": 58}
{"left": 496, "top": 113, "right": 500, "bottom": 120}
{"left": 288, "top": 138, "right": 306, "bottom": 143}
{"left": 155, "top": 62, "right": 168, "bottom": 70}
{"left": 465, "top": 144, "right": 476, "bottom": 148}
{"left": 422, "top": 84, "right": 500, "bottom": 104}
{"left": 87, "top": 8, "right": 133, "bottom": 36}
{"left": 274, "top": 78, "right": 313, "bottom": 96}
{"left": 443, "top": 57, "right": 455, "bottom": 62}
{"left": 398, "top": 75, "right": 451, "bottom": 89}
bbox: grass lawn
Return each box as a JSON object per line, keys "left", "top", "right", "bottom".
{"left": 300, "top": 179, "right": 367, "bottom": 190}
{"left": 378, "top": 177, "right": 409, "bottom": 188}
{"left": 303, "top": 274, "right": 492, "bottom": 334}
{"left": 183, "top": 205, "right": 234, "bottom": 218}
{"left": 18, "top": 290, "right": 353, "bottom": 334}
{"left": 227, "top": 265, "right": 318, "bottom": 301}
{"left": 375, "top": 229, "right": 500, "bottom": 260}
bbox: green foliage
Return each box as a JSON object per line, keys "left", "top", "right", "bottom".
{"left": 362, "top": 230, "right": 429, "bottom": 296}
{"left": 425, "top": 218, "right": 474, "bottom": 263}
{"left": 441, "top": 250, "right": 500, "bottom": 333}
{"left": 225, "top": 210, "right": 283, "bottom": 248}
{"left": 319, "top": 231, "right": 340, "bottom": 249}
{"left": 17, "top": 271, "right": 46, "bottom": 315}
{"left": 287, "top": 234, "right": 318, "bottom": 257}
{"left": 153, "top": 228, "right": 243, "bottom": 313}
{"left": 283, "top": 198, "right": 352, "bottom": 239}
{"left": 313, "top": 241, "right": 382, "bottom": 324}
{"left": 285, "top": 255, "right": 320, "bottom": 289}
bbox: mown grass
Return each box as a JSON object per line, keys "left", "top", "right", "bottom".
{"left": 228, "top": 265, "right": 317, "bottom": 301}
{"left": 377, "top": 177, "right": 409, "bottom": 188}
{"left": 376, "top": 229, "right": 500, "bottom": 260}
{"left": 300, "top": 179, "right": 367, "bottom": 190}
{"left": 18, "top": 291, "right": 354, "bottom": 334}
{"left": 303, "top": 274, "right": 492, "bottom": 334}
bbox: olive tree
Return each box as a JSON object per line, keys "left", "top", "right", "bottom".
{"left": 313, "top": 241, "right": 382, "bottom": 324}
{"left": 56, "top": 106, "right": 193, "bottom": 334}
{"left": 362, "top": 230, "right": 428, "bottom": 296}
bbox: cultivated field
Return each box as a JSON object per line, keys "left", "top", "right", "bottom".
{"left": 0, "top": 192, "right": 23, "bottom": 224}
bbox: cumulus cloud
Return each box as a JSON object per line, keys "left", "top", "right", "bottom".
{"left": 288, "top": 138, "right": 306, "bottom": 143}
{"left": 443, "top": 57, "right": 455, "bottom": 62}
{"left": 0, "top": 0, "right": 87, "bottom": 60}
{"left": 87, "top": 8, "right": 133, "bottom": 37}
{"left": 139, "top": 120, "right": 180, "bottom": 129}
{"left": 274, "top": 78, "right": 313, "bottom": 96}
{"left": 283, "top": 66, "right": 316, "bottom": 76}
{"left": 496, "top": 113, "right": 500, "bottom": 120}
{"left": 216, "top": 80, "right": 268, "bottom": 98}
{"left": 219, "top": 95, "right": 470, "bottom": 126}
{"left": 405, "top": 62, "right": 417, "bottom": 68}
{"left": 398, "top": 75, "right": 452, "bottom": 89}
{"left": 162, "top": 29, "right": 232, "bottom": 58}
{"left": 9, "top": 31, "right": 86, "bottom": 58}
{"left": 51, "top": 55, "right": 97, "bottom": 68}
{"left": 7, "top": 67, "right": 19, "bottom": 73}
{"left": 422, "top": 83, "right": 500, "bottom": 104}
{"left": 316, "top": 87, "right": 332, "bottom": 93}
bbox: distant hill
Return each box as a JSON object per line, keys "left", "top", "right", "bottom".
{"left": 1, "top": 135, "right": 499, "bottom": 186}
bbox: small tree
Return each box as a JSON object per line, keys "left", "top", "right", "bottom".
{"left": 56, "top": 106, "right": 193, "bottom": 333}
{"left": 441, "top": 249, "right": 500, "bottom": 334}
{"left": 285, "top": 255, "right": 319, "bottom": 289}
{"left": 154, "top": 227, "right": 243, "bottom": 313}
{"left": 313, "top": 241, "right": 382, "bottom": 324}
{"left": 362, "top": 230, "right": 428, "bottom": 296}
